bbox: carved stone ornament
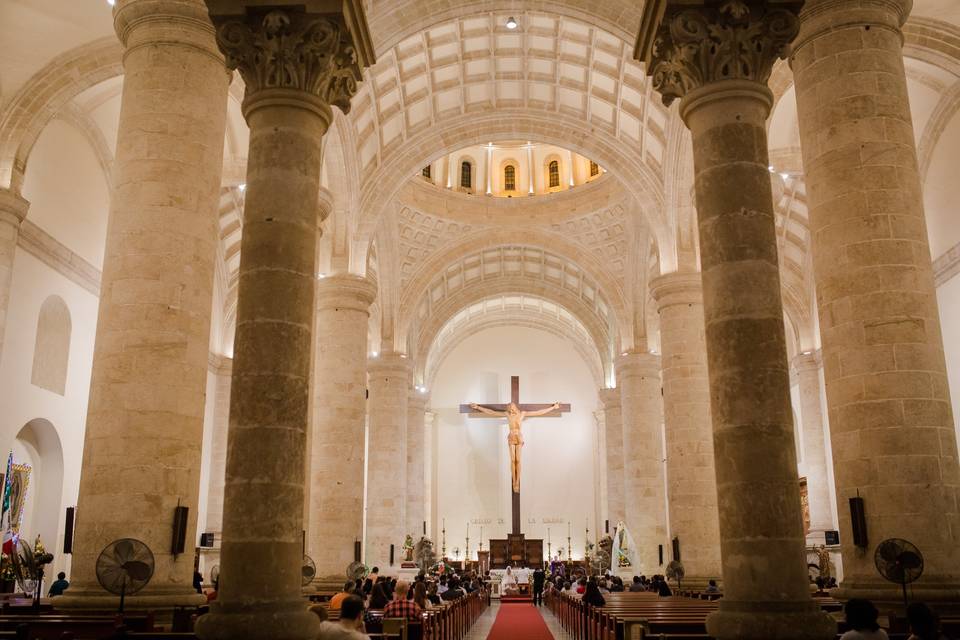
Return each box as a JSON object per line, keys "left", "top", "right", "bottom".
{"left": 649, "top": 0, "right": 801, "bottom": 106}
{"left": 213, "top": 9, "right": 363, "bottom": 113}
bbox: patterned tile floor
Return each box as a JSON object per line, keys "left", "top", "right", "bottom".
{"left": 463, "top": 602, "right": 575, "bottom": 640}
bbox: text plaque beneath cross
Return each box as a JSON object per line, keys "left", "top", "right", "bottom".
{"left": 460, "top": 376, "right": 570, "bottom": 535}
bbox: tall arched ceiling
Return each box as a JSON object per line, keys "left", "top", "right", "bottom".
{"left": 397, "top": 230, "right": 629, "bottom": 349}
{"left": 365, "top": 1, "right": 641, "bottom": 56}
{"left": 402, "top": 244, "right": 619, "bottom": 367}
{"left": 348, "top": 12, "right": 673, "bottom": 259}
{"left": 421, "top": 293, "right": 606, "bottom": 390}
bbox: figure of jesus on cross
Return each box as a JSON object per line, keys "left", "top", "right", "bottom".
{"left": 460, "top": 376, "right": 571, "bottom": 494}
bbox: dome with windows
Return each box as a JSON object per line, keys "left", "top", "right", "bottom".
{"left": 418, "top": 142, "right": 604, "bottom": 198}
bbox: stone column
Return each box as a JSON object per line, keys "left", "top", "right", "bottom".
{"left": 0, "top": 189, "right": 28, "bottom": 364}
{"left": 196, "top": 5, "right": 373, "bottom": 639}
{"left": 366, "top": 352, "right": 410, "bottom": 571}
{"left": 201, "top": 356, "right": 233, "bottom": 577}
{"left": 616, "top": 352, "right": 665, "bottom": 575}
{"left": 58, "top": 0, "right": 227, "bottom": 611}
{"left": 407, "top": 392, "right": 429, "bottom": 538}
{"left": 792, "top": 0, "right": 960, "bottom": 604}
{"left": 792, "top": 352, "right": 833, "bottom": 541}
{"left": 308, "top": 274, "right": 377, "bottom": 581}
{"left": 636, "top": 3, "right": 834, "bottom": 638}
{"left": 650, "top": 271, "right": 722, "bottom": 586}
{"left": 598, "top": 388, "right": 626, "bottom": 529}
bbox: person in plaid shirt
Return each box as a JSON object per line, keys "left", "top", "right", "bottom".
{"left": 382, "top": 580, "right": 423, "bottom": 622}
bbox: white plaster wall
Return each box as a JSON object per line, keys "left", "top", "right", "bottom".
{"left": 0, "top": 249, "right": 100, "bottom": 578}
{"left": 20, "top": 119, "right": 110, "bottom": 269}
{"left": 938, "top": 276, "right": 960, "bottom": 440}
{"left": 924, "top": 112, "right": 960, "bottom": 260}
{"left": 430, "top": 325, "right": 599, "bottom": 562}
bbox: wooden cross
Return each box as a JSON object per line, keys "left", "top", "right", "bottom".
{"left": 460, "top": 376, "right": 571, "bottom": 535}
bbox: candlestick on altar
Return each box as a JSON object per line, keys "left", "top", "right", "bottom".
{"left": 479, "top": 526, "right": 483, "bottom": 552}
{"left": 567, "top": 521, "right": 572, "bottom": 561}
{"left": 466, "top": 522, "right": 470, "bottom": 561}
{"left": 442, "top": 519, "right": 447, "bottom": 557}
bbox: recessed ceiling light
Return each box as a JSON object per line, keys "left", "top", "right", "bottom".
{"left": 506, "top": 16, "right": 518, "bottom": 30}
{"left": 107, "top": 0, "right": 115, "bottom": 5}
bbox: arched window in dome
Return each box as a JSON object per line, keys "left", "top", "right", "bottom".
{"left": 504, "top": 165, "right": 516, "bottom": 191}
{"left": 590, "top": 161, "right": 599, "bottom": 177}
{"left": 548, "top": 160, "right": 560, "bottom": 188}
{"left": 422, "top": 165, "right": 431, "bottom": 179}
{"left": 460, "top": 161, "right": 472, "bottom": 189}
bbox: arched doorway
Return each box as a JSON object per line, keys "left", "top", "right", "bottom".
{"left": 12, "top": 420, "right": 65, "bottom": 573}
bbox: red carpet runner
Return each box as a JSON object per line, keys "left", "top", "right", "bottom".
{"left": 486, "top": 603, "right": 555, "bottom": 640}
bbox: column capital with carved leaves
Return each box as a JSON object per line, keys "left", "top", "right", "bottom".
{"left": 196, "top": 3, "right": 374, "bottom": 639}
{"left": 636, "top": 3, "right": 834, "bottom": 639}
{"left": 206, "top": 1, "right": 374, "bottom": 124}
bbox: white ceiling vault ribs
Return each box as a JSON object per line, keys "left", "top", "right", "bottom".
{"left": 400, "top": 243, "right": 620, "bottom": 381}
{"left": 364, "top": 0, "right": 643, "bottom": 59}
{"left": 395, "top": 223, "right": 631, "bottom": 347}
{"left": 348, "top": 12, "right": 673, "bottom": 262}
{"left": 421, "top": 295, "right": 606, "bottom": 390}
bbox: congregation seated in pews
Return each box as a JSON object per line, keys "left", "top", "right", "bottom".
{"left": 544, "top": 570, "right": 958, "bottom": 640}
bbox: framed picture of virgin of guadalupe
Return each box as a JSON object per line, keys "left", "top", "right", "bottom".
{"left": 8, "top": 464, "right": 31, "bottom": 533}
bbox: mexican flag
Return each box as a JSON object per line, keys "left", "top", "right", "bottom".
{"left": 1, "top": 452, "right": 13, "bottom": 554}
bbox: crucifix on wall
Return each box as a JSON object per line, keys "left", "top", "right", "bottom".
{"left": 460, "top": 376, "right": 571, "bottom": 534}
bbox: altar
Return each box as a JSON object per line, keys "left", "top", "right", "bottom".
{"left": 488, "top": 568, "right": 534, "bottom": 601}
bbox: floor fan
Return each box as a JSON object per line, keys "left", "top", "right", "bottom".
{"left": 666, "top": 560, "right": 684, "bottom": 592}
{"left": 11, "top": 538, "right": 53, "bottom": 611}
{"left": 302, "top": 555, "right": 317, "bottom": 588}
{"left": 874, "top": 538, "right": 923, "bottom": 610}
{"left": 95, "top": 538, "right": 155, "bottom": 613}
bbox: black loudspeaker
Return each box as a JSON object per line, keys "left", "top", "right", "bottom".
{"left": 63, "top": 507, "right": 75, "bottom": 554}
{"left": 658, "top": 544, "right": 663, "bottom": 566}
{"left": 199, "top": 533, "right": 215, "bottom": 548}
{"left": 423, "top": 521, "right": 427, "bottom": 535}
{"left": 354, "top": 540, "right": 362, "bottom": 562}
{"left": 390, "top": 544, "right": 395, "bottom": 565}
{"left": 672, "top": 536, "right": 681, "bottom": 561}
{"left": 849, "top": 497, "right": 868, "bottom": 548}
{"left": 172, "top": 506, "right": 189, "bottom": 555}
{"left": 825, "top": 530, "right": 840, "bottom": 546}
{"left": 605, "top": 520, "right": 609, "bottom": 534}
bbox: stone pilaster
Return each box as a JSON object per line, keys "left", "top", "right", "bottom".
{"left": 650, "top": 271, "right": 722, "bottom": 586}
{"left": 366, "top": 352, "right": 411, "bottom": 571}
{"left": 792, "top": 352, "right": 833, "bottom": 540}
{"left": 196, "top": 3, "right": 373, "bottom": 639}
{"left": 616, "top": 352, "right": 666, "bottom": 576}
{"left": 0, "top": 189, "right": 28, "bottom": 365}
{"left": 792, "top": 0, "right": 960, "bottom": 605}
{"left": 59, "top": 0, "right": 227, "bottom": 612}
{"left": 636, "top": 3, "right": 834, "bottom": 638}
{"left": 407, "top": 392, "right": 429, "bottom": 538}
{"left": 598, "top": 388, "right": 626, "bottom": 530}
{"left": 308, "top": 275, "right": 377, "bottom": 580}
{"left": 424, "top": 408, "right": 436, "bottom": 539}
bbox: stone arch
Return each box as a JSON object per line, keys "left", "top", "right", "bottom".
{"left": 0, "top": 37, "right": 122, "bottom": 191}
{"left": 31, "top": 296, "right": 71, "bottom": 396}
{"left": 422, "top": 295, "right": 607, "bottom": 390}
{"left": 414, "top": 281, "right": 614, "bottom": 386}
{"left": 398, "top": 229, "right": 631, "bottom": 350}
{"left": 13, "top": 419, "right": 64, "bottom": 563}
